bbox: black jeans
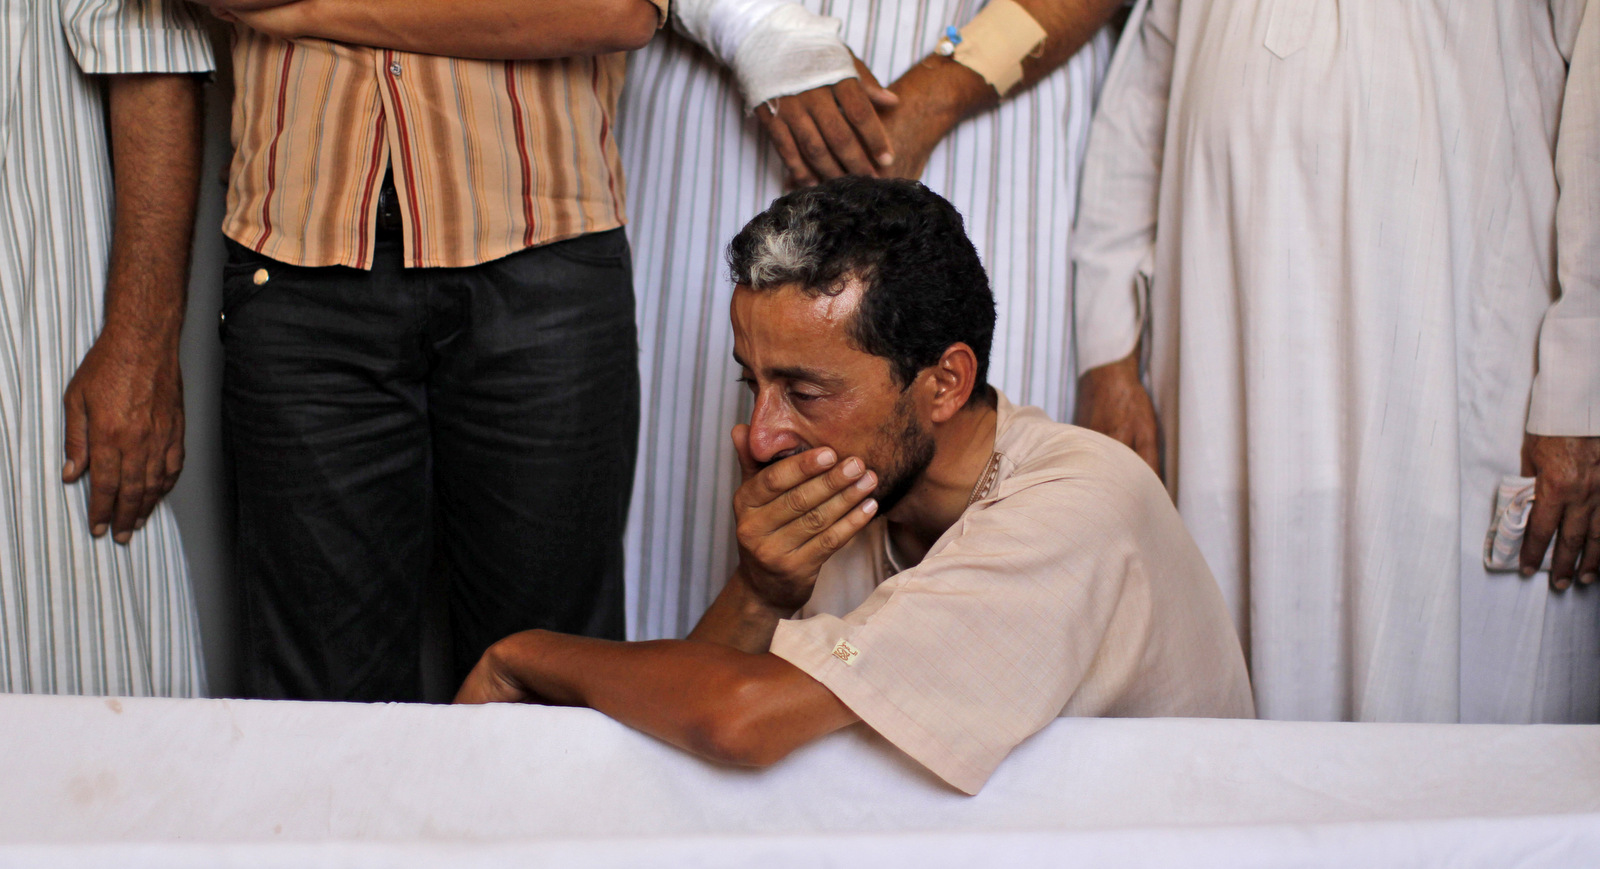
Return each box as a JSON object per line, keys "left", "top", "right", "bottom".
{"left": 221, "top": 229, "right": 638, "bottom": 701}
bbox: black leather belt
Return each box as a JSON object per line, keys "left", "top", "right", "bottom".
{"left": 375, "top": 178, "right": 404, "bottom": 236}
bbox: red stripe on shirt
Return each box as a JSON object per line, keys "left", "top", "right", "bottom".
{"left": 354, "top": 114, "right": 387, "bottom": 270}
{"left": 256, "top": 42, "right": 296, "bottom": 252}
{"left": 504, "top": 64, "right": 538, "bottom": 247}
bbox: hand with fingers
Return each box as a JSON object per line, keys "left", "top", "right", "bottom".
{"left": 1519, "top": 434, "right": 1600, "bottom": 591}
{"left": 1073, "top": 349, "right": 1161, "bottom": 479}
{"left": 757, "top": 56, "right": 899, "bottom": 188}
{"left": 730, "top": 424, "right": 881, "bottom": 611}
{"left": 62, "top": 329, "right": 185, "bottom": 545}
{"left": 455, "top": 631, "right": 548, "bottom": 705}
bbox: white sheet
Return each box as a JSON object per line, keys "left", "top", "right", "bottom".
{"left": 0, "top": 695, "right": 1595, "bottom": 867}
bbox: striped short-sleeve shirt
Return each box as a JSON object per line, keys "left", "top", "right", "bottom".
{"left": 222, "top": 9, "right": 666, "bottom": 270}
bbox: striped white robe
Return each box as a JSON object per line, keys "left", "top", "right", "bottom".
{"left": 0, "top": 0, "right": 213, "bottom": 695}
{"left": 617, "top": 1, "right": 1113, "bottom": 639}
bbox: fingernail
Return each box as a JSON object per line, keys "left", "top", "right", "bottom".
{"left": 62, "top": 460, "right": 75, "bottom": 478}
{"left": 92, "top": 524, "right": 108, "bottom": 537}
{"left": 861, "top": 499, "right": 878, "bottom": 515}
{"left": 1582, "top": 573, "right": 1598, "bottom": 586}
{"left": 1520, "top": 567, "right": 1536, "bottom": 577}
{"left": 878, "top": 152, "right": 894, "bottom": 167}
{"left": 856, "top": 472, "right": 876, "bottom": 491}
{"left": 817, "top": 449, "right": 837, "bottom": 466}
{"left": 1554, "top": 579, "right": 1570, "bottom": 592}
{"left": 114, "top": 532, "right": 132, "bottom": 545}
{"left": 842, "top": 458, "right": 863, "bottom": 477}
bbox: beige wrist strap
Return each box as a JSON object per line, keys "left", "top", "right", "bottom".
{"left": 950, "top": 0, "right": 1046, "bottom": 96}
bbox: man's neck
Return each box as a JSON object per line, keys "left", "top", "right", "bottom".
{"left": 884, "top": 395, "right": 999, "bottom": 563}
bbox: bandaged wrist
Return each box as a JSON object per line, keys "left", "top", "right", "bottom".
{"left": 730, "top": 5, "right": 857, "bottom": 111}
{"left": 949, "top": 0, "right": 1046, "bottom": 96}
{"left": 674, "top": 0, "right": 785, "bottom": 64}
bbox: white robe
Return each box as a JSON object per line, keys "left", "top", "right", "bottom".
{"left": 1072, "top": 0, "right": 1600, "bottom": 722}
{"left": 618, "top": 2, "right": 1113, "bottom": 639}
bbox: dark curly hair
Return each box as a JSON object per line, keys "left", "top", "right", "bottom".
{"left": 727, "top": 177, "right": 996, "bottom": 401}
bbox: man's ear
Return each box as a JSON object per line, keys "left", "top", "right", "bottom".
{"left": 927, "top": 343, "right": 978, "bottom": 423}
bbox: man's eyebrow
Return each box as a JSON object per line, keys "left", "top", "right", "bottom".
{"left": 729, "top": 352, "right": 846, "bottom": 389}
{"left": 770, "top": 365, "right": 845, "bottom": 387}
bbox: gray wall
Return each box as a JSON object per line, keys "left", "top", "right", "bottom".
{"left": 166, "top": 65, "right": 238, "bottom": 697}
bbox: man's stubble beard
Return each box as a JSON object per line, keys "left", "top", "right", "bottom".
{"left": 868, "top": 389, "right": 936, "bottom": 516}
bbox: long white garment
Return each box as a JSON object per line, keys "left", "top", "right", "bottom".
{"left": 0, "top": 0, "right": 212, "bottom": 695}
{"left": 618, "top": 3, "right": 1113, "bottom": 640}
{"left": 1072, "top": 0, "right": 1600, "bottom": 722}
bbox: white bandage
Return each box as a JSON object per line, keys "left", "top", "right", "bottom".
{"left": 950, "top": 0, "right": 1047, "bottom": 96}
{"left": 674, "top": 0, "right": 784, "bottom": 63}
{"left": 673, "top": 0, "right": 858, "bottom": 111}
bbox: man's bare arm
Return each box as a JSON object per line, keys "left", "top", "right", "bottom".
{"left": 457, "top": 631, "right": 859, "bottom": 767}
{"left": 881, "top": 0, "right": 1125, "bottom": 180}
{"left": 687, "top": 567, "right": 791, "bottom": 652}
{"left": 207, "top": 0, "right": 661, "bottom": 59}
{"left": 456, "top": 422, "right": 878, "bottom": 765}
{"left": 63, "top": 73, "right": 203, "bottom": 543}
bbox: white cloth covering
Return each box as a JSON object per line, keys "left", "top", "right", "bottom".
{"left": 1071, "top": 0, "right": 1600, "bottom": 722}
{"left": 618, "top": 1, "right": 1113, "bottom": 640}
{"left": 0, "top": 0, "right": 212, "bottom": 695}
{"left": 772, "top": 393, "right": 1253, "bottom": 794}
{"left": 0, "top": 694, "right": 1597, "bottom": 868}
{"left": 670, "top": 0, "right": 858, "bottom": 109}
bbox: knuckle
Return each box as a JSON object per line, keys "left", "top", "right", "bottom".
{"left": 801, "top": 508, "right": 827, "bottom": 533}
{"left": 796, "top": 135, "right": 829, "bottom": 159}
{"left": 1545, "top": 476, "right": 1579, "bottom": 500}
{"left": 817, "top": 116, "right": 850, "bottom": 140}
{"left": 781, "top": 489, "right": 811, "bottom": 515}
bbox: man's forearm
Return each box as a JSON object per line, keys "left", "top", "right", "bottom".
{"left": 104, "top": 74, "right": 203, "bottom": 352}
{"left": 686, "top": 567, "right": 793, "bottom": 652}
{"left": 475, "top": 631, "right": 857, "bottom": 766}
{"left": 889, "top": 0, "right": 1124, "bottom": 142}
{"left": 239, "top": 0, "right": 661, "bottom": 59}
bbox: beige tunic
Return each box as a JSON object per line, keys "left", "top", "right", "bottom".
{"left": 771, "top": 393, "right": 1255, "bottom": 794}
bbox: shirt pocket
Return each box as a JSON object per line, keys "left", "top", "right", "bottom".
{"left": 1263, "top": 0, "right": 1319, "bottom": 59}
